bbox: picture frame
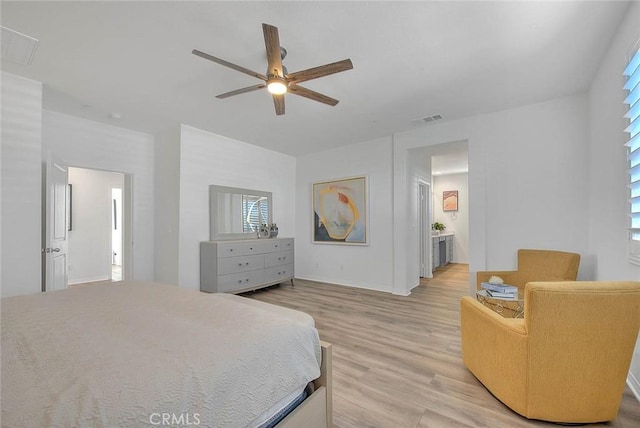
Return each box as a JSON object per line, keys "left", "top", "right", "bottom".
{"left": 443, "top": 190, "right": 458, "bottom": 211}
{"left": 312, "top": 176, "right": 368, "bottom": 245}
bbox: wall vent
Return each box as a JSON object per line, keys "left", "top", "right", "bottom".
{"left": 1, "top": 26, "right": 39, "bottom": 66}
{"left": 411, "top": 114, "right": 443, "bottom": 126}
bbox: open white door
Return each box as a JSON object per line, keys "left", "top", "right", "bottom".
{"left": 44, "top": 157, "right": 69, "bottom": 291}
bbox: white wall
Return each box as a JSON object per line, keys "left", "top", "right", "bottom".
{"left": 433, "top": 173, "right": 469, "bottom": 263}
{"left": 296, "top": 136, "right": 394, "bottom": 292}
{"left": 42, "top": 110, "right": 155, "bottom": 281}
{"left": 588, "top": 2, "right": 640, "bottom": 281}
{"left": 394, "top": 93, "right": 591, "bottom": 296}
{"left": 68, "top": 167, "right": 123, "bottom": 284}
{"left": 0, "top": 72, "right": 43, "bottom": 297}
{"left": 154, "top": 125, "right": 181, "bottom": 285}
{"left": 178, "top": 125, "right": 296, "bottom": 290}
{"left": 587, "top": 0, "right": 640, "bottom": 399}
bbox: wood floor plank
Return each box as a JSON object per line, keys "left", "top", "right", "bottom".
{"left": 246, "top": 264, "right": 640, "bottom": 427}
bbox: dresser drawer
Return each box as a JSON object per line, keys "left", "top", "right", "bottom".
{"left": 242, "top": 240, "right": 275, "bottom": 254}
{"left": 264, "top": 250, "right": 294, "bottom": 268}
{"left": 218, "top": 254, "right": 265, "bottom": 275}
{"left": 217, "top": 241, "right": 249, "bottom": 258}
{"left": 260, "top": 238, "right": 293, "bottom": 253}
{"left": 264, "top": 263, "right": 294, "bottom": 284}
{"left": 216, "top": 270, "right": 265, "bottom": 292}
{"left": 236, "top": 239, "right": 293, "bottom": 255}
{"left": 277, "top": 238, "right": 294, "bottom": 250}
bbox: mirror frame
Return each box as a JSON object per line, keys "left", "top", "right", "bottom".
{"left": 209, "top": 185, "right": 273, "bottom": 241}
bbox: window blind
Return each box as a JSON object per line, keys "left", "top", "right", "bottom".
{"left": 624, "top": 49, "right": 640, "bottom": 258}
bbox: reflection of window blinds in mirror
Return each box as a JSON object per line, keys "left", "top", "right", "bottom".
{"left": 242, "top": 196, "right": 269, "bottom": 232}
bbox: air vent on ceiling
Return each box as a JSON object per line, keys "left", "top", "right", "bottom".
{"left": 411, "top": 114, "right": 442, "bottom": 126}
{"left": 1, "top": 26, "right": 39, "bottom": 66}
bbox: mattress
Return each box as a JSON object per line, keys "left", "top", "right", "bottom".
{"left": 1, "top": 281, "right": 321, "bottom": 427}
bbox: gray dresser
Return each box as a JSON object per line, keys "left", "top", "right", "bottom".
{"left": 200, "top": 238, "right": 294, "bottom": 293}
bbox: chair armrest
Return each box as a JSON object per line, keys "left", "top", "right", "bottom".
{"left": 476, "top": 270, "right": 520, "bottom": 289}
{"left": 460, "top": 296, "right": 529, "bottom": 415}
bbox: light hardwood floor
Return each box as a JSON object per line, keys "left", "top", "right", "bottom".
{"left": 246, "top": 264, "right": 640, "bottom": 428}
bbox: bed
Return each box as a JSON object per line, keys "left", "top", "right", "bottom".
{"left": 0, "top": 280, "right": 332, "bottom": 427}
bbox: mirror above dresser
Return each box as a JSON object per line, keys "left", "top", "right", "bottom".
{"left": 209, "top": 185, "right": 273, "bottom": 241}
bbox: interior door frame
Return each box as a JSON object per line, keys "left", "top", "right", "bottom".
{"left": 50, "top": 166, "right": 134, "bottom": 286}
{"left": 110, "top": 186, "right": 122, "bottom": 278}
{"left": 418, "top": 180, "right": 433, "bottom": 278}
{"left": 122, "top": 173, "right": 133, "bottom": 281}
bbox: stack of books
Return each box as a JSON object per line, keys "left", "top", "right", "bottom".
{"left": 480, "top": 282, "right": 518, "bottom": 299}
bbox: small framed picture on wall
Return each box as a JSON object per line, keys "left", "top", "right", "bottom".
{"left": 443, "top": 190, "right": 458, "bottom": 211}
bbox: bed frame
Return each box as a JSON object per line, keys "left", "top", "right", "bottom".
{"left": 277, "top": 341, "right": 333, "bottom": 428}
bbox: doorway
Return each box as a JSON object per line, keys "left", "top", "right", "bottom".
{"left": 431, "top": 142, "right": 469, "bottom": 269}
{"left": 67, "top": 167, "right": 131, "bottom": 284}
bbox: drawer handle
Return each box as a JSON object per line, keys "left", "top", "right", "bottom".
{"left": 275, "top": 245, "right": 279, "bottom": 248}
{"left": 238, "top": 263, "right": 242, "bottom": 266}
{"left": 229, "top": 249, "right": 234, "bottom": 252}
{"left": 245, "top": 262, "right": 249, "bottom": 266}
{"left": 249, "top": 247, "right": 253, "bottom": 250}
{"left": 282, "top": 256, "right": 286, "bottom": 260}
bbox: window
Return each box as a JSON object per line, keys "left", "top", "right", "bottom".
{"left": 624, "top": 48, "right": 640, "bottom": 263}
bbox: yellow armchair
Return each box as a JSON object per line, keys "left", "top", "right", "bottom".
{"left": 461, "top": 281, "right": 640, "bottom": 423}
{"left": 476, "top": 249, "right": 580, "bottom": 290}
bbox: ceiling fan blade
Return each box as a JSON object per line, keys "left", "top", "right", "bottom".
{"left": 192, "top": 49, "right": 267, "bottom": 81}
{"left": 262, "top": 23, "right": 283, "bottom": 77}
{"left": 286, "top": 59, "right": 353, "bottom": 84}
{"left": 216, "top": 84, "right": 266, "bottom": 99}
{"left": 272, "top": 94, "right": 285, "bottom": 115}
{"left": 288, "top": 84, "right": 339, "bottom": 106}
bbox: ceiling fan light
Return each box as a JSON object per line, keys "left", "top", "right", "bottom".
{"left": 267, "top": 79, "right": 287, "bottom": 95}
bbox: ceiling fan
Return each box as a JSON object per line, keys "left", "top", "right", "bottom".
{"left": 192, "top": 23, "right": 353, "bottom": 116}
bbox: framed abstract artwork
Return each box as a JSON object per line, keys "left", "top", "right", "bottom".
{"left": 443, "top": 190, "right": 458, "bottom": 211}
{"left": 312, "top": 176, "right": 368, "bottom": 245}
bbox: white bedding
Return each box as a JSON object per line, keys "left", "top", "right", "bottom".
{"left": 1, "top": 281, "right": 321, "bottom": 427}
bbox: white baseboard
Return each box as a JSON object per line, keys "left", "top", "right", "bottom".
{"left": 294, "top": 274, "right": 393, "bottom": 294}
{"left": 628, "top": 371, "right": 640, "bottom": 403}
{"left": 407, "top": 279, "right": 421, "bottom": 294}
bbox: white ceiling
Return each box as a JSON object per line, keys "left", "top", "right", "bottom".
{"left": 431, "top": 143, "right": 469, "bottom": 176}
{"left": 0, "top": 1, "right": 629, "bottom": 157}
